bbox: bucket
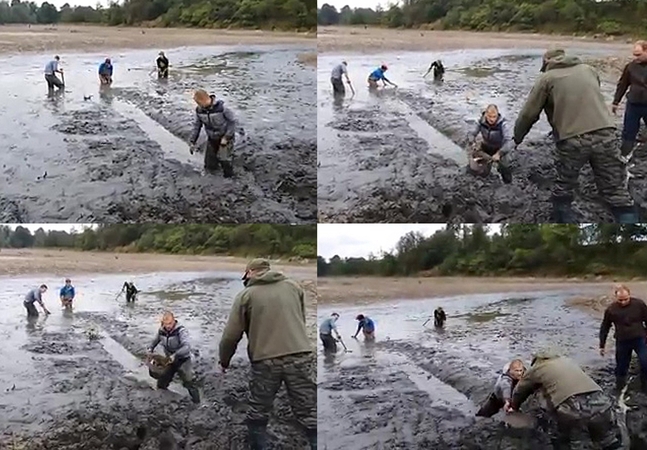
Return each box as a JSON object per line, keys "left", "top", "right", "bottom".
{"left": 147, "top": 354, "right": 171, "bottom": 379}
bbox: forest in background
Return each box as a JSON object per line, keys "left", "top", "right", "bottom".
{"left": 318, "top": 1, "right": 647, "bottom": 35}
{"left": 318, "top": 224, "right": 647, "bottom": 278}
{"left": 0, "top": 0, "right": 315, "bottom": 30}
{"left": 0, "top": 224, "right": 316, "bottom": 258}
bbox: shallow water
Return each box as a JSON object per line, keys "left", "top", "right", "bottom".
{"left": 317, "top": 48, "right": 647, "bottom": 223}
{"left": 0, "top": 269, "right": 315, "bottom": 448}
{"left": 0, "top": 44, "right": 316, "bottom": 223}
{"left": 316, "top": 286, "right": 647, "bottom": 449}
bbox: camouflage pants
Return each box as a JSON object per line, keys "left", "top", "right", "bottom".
{"left": 553, "top": 128, "right": 633, "bottom": 207}
{"left": 554, "top": 391, "right": 623, "bottom": 450}
{"left": 248, "top": 352, "right": 316, "bottom": 431}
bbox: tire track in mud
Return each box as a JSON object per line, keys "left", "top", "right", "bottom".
{"left": 318, "top": 53, "right": 647, "bottom": 223}
{"left": 1, "top": 275, "right": 318, "bottom": 449}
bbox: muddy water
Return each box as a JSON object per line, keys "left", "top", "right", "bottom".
{"left": 0, "top": 269, "right": 316, "bottom": 449}
{"left": 317, "top": 287, "right": 647, "bottom": 449}
{"left": 318, "top": 49, "right": 647, "bottom": 223}
{"left": 0, "top": 44, "right": 315, "bottom": 223}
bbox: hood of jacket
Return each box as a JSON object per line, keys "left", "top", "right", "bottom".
{"left": 531, "top": 347, "right": 561, "bottom": 365}
{"left": 545, "top": 55, "right": 581, "bottom": 71}
{"left": 246, "top": 270, "right": 287, "bottom": 287}
{"left": 197, "top": 95, "right": 224, "bottom": 114}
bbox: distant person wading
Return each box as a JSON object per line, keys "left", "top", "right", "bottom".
{"left": 156, "top": 51, "right": 169, "bottom": 79}
{"left": 44, "top": 55, "right": 64, "bottom": 92}
{"left": 331, "top": 61, "right": 352, "bottom": 97}
{"left": 98, "top": 58, "right": 113, "bottom": 85}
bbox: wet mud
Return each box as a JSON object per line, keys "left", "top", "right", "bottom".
{"left": 0, "top": 46, "right": 315, "bottom": 223}
{"left": 0, "top": 270, "right": 317, "bottom": 449}
{"left": 317, "top": 289, "right": 647, "bottom": 449}
{"left": 318, "top": 50, "right": 647, "bottom": 223}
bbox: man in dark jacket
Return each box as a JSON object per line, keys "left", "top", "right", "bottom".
{"left": 121, "top": 282, "right": 139, "bottom": 303}
{"left": 514, "top": 48, "right": 636, "bottom": 224}
{"left": 612, "top": 41, "right": 647, "bottom": 160}
{"left": 219, "top": 259, "right": 316, "bottom": 450}
{"left": 434, "top": 307, "right": 447, "bottom": 328}
{"left": 424, "top": 59, "right": 445, "bottom": 81}
{"left": 507, "top": 349, "right": 623, "bottom": 450}
{"left": 599, "top": 284, "right": 647, "bottom": 392}
{"left": 156, "top": 51, "right": 169, "bottom": 79}
{"left": 189, "top": 89, "right": 238, "bottom": 178}
{"left": 147, "top": 311, "right": 200, "bottom": 404}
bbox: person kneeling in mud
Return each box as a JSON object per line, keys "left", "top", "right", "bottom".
{"left": 98, "top": 58, "right": 113, "bottom": 85}
{"left": 189, "top": 89, "right": 238, "bottom": 178}
{"left": 467, "top": 104, "right": 513, "bottom": 184}
{"left": 352, "top": 314, "right": 375, "bottom": 340}
{"left": 121, "top": 281, "right": 139, "bottom": 303}
{"left": 434, "top": 307, "right": 446, "bottom": 328}
{"left": 147, "top": 311, "right": 200, "bottom": 404}
{"left": 476, "top": 359, "right": 525, "bottom": 417}
{"left": 368, "top": 64, "right": 397, "bottom": 90}
{"left": 507, "top": 349, "right": 624, "bottom": 450}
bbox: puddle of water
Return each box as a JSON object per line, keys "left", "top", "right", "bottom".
{"left": 388, "top": 96, "right": 465, "bottom": 164}
{"left": 459, "top": 66, "right": 511, "bottom": 78}
{"left": 465, "top": 310, "right": 512, "bottom": 323}
{"left": 112, "top": 99, "right": 197, "bottom": 167}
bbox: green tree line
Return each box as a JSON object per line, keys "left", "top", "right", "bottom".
{"left": 318, "top": 1, "right": 647, "bottom": 35}
{"left": 318, "top": 224, "right": 647, "bottom": 278}
{"left": 0, "top": 0, "right": 316, "bottom": 30}
{"left": 0, "top": 224, "right": 316, "bottom": 258}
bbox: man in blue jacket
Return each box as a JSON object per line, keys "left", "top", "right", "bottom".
{"left": 352, "top": 314, "right": 375, "bottom": 340}
{"left": 60, "top": 278, "right": 75, "bottom": 309}
{"left": 99, "top": 58, "right": 113, "bottom": 85}
{"left": 368, "top": 65, "right": 397, "bottom": 90}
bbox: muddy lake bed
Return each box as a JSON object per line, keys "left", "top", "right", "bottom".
{"left": 0, "top": 44, "right": 316, "bottom": 223}
{"left": 0, "top": 269, "right": 316, "bottom": 449}
{"left": 317, "top": 48, "right": 647, "bottom": 224}
{"left": 317, "top": 287, "right": 647, "bottom": 449}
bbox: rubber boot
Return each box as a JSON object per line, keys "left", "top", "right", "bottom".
{"left": 247, "top": 423, "right": 268, "bottom": 450}
{"left": 221, "top": 161, "right": 234, "bottom": 178}
{"left": 551, "top": 199, "right": 577, "bottom": 223}
{"left": 187, "top": 385, "right": 201, "bottom": 404}
{"left": 611, "top": 206, "right": 639, "bottom": 224}
{"left": 306, "top": 428, "right": 317, "bottom": 450}
{"left": 498, "top": 165, "right": 512, "bottom": 184}
{"left": 620, "top": 140, "right": 634, "bottom": 158}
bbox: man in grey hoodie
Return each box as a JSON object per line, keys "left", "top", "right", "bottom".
{"left": 147, "top": 311, "right": 200, "bottom": 404}
{"left": 189, "top": 89, "right": 238, "bottom": 178}
{"left": 24, "top": 285, "right": 51, "bottom": 317}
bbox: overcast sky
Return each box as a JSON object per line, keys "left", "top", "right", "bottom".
{"left": 318, "top": 0, "right": 386, "bottom": 10}
{"left": 318, "top": 224, "right": 503, "bottom": 259}
{"left": 1, "top": 224, "right": 94, "bottom": 233}
{"left": 318, "top": 224, "right": 446, "bottom": 259}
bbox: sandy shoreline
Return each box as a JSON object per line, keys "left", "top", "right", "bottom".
{"left": 0, "top": 24, "right": 314, "bottom": 55}
{"left": 317, "top": 276, "right": 647, "bottom": 307}
{"left": 318, "top": 25, "right": 632, "bottom": 54}
{"left": 0, "top": 248, "right": 314, "bottom": 277}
